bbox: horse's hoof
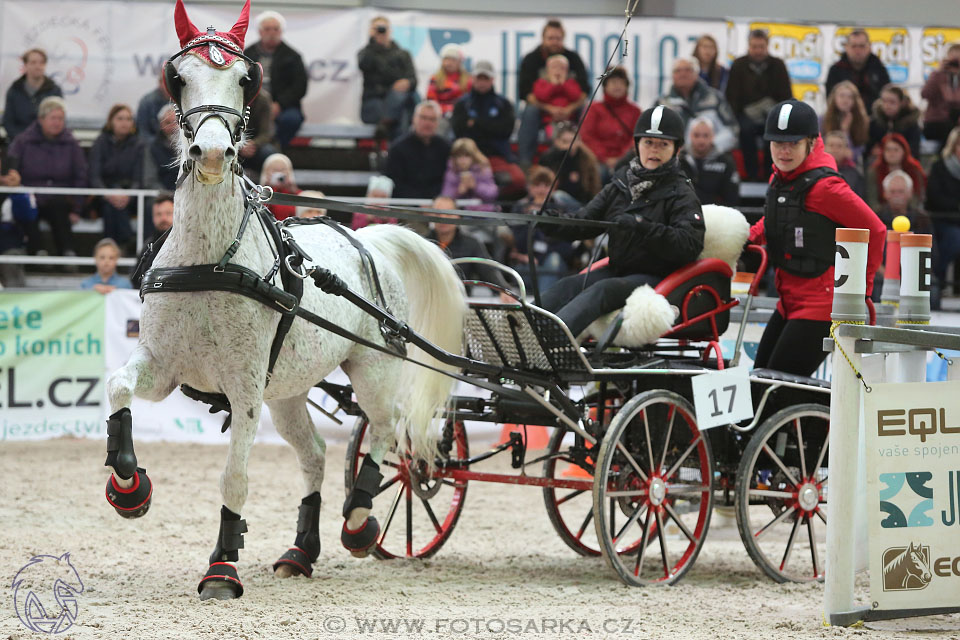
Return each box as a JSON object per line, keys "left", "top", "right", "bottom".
{"left": 197, "top": 562, "right": 243, "bottom": 599}
{"left": 273, "top": 547, "right": 313, "bottom": 578}
{"left": 105, "top": 468, "right": 152, "bottom": 519}
{"left": 341, "top": 516, "right": 379, "bottom": 556}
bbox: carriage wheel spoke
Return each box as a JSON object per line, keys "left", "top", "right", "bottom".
{"left": 614, "top": 504, "right": 646, "bottom": 543}
{"left": 807, "top": 516, "right": 821, "bottom": 578}
{"left": 663, "top": 502, "right": 696, "bottom": 543}
{"left": 642, "top": 408, "right": 656, "bottom": 472}
{"left": 405, "top": 484, "right": 413, "bottom": 557}
{"left": 634, "top": 509, "right": 653, "bottom": 576}
{"left": 616, "top": 442, "right": 649, "bottom": 482}
{"left": 381, "top": 458, "right": 400, "bottom": 470}
{"left": 815, "top": 507, "right": 827, "bottom": 525}
{"left": 813, "top": 432, "right": 829, "bottom": 474}
{"left": 378, "top": 474, "right": 400, "bottom": 495}
{"left": 605, "top": 489, "right": 648, "bottom": 498}
{"left": 780, "top": 514, "right": 802, "bottom": 570}
{"left": 666, "top": 483, "right": 710, "bottom": 496}
{"left": 665, "top": 437, "right": 701, "bottom": 481}
{"left": 659, "top": 405, "right": 676, "bottom": 474}
{"left": 748, "top": 488, "right": 795, "bottom": 499}
{"left": 378, "top": 484, "right": 404, "bottom": 544}
{"left": 754, "top": 504, "right": 797, "bottom": 540}
{"left": 761, "top": 443, "right": 800, "bottom": 486}
{"left": 609, "top": 498, "right": 616, "bottom": 538}
{"left": 557, "top": 489, "right": 588, "bottom": 505}
{"left": 575, "top": 509, "right": 594, "bottom": 540}
{"left": 655, "top": 509, "right": 670, "bottom": 578}
{"left": 420, "top": 497, "right": 442, "bottom": 534}
{"left": 794, "top": 418, "right": 807, "bottom": 479}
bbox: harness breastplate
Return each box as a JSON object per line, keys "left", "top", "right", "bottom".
{"left": 765, "top": 167, "right": 841, "bottom": 278}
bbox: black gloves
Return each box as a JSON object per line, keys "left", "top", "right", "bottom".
{"left": 612, "top": 213, "right": 640, "bottom": 231}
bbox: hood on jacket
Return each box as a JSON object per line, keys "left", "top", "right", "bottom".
{"left": 17, "top": 120, "right": 78, "bottom": 145}
{"left": 771, "top": 135, "right": 837, "bottom": 182}
{"left": 870, "top": 99, "right": 921, "bottom": 130}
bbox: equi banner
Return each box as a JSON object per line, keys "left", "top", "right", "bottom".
{"left": 865, "top": 381, "right": 960, "bottom": 613}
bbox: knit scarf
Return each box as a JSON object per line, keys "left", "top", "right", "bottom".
{"left": 627, "top": 154, "right": 679, "bottom": 201}
{"left": 945, "top": 153, "right": 960, "bottom": 182}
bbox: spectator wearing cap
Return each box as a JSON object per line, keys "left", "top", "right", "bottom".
{"left": 826, "top": 29, "right": 890, "bottom": 113}
{"left": 579, "top": 66, "right": 641, "bottom": 173}
{"left": 384, "top": 101, "right": 451, "bottom": 200}
{"left": 8, "top": 96, "right": 87, "bottom": 258}
{"left": 136, "top": 69, "right": 171, "bottom": 141}
{"left": 3, "top": 48, "right": 63, "bottom": 143}
{"left": 358, "top": 15, "right": 419, "bottom": 140}
{"left": 516, "top": 19, "right": 590, "bottom": 168}
{"left": 244, "top": 11, "right": 308, "bottom": 148}
{"left": 451, "top": 60, "right": 526, "bottom": 198}
{"left": 726, "top": 29, "right": 792, "bottom": 180}
{"left": 427, "top": 44, "right": 472, "bottom": 117}
{"left": 655, "top": 57, "right": 739, "bottom": 155}
{"left": 680, "top": 117, "right": 740, "bottom": 206}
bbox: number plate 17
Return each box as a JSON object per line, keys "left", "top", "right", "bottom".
{"left": 691, "top": 366, "right": 754, "bottom": 430}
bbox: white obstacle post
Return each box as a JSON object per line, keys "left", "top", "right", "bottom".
{"left": 896, "top": 233, "right": 933, "bottom": 382}
{"left": 824, "top": 228, "right": 869, "bottom": 621}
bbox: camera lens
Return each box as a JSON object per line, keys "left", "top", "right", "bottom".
{"left": 375, "top": 25, "right": 387, "bottom": 34}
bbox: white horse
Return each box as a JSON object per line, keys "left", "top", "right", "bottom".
{"left": 104, "top": 0, "right": 465, "bottom": 600}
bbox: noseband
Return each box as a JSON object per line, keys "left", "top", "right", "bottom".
{"left": 163, "top": 28, "right": 263, "bottom": 148}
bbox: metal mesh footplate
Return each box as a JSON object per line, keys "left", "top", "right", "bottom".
{"left": 464, "top": 304, "right": 590, "bottom": 378}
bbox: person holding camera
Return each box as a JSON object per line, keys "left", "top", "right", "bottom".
{"left": 922, "top": 44, "right": 960, "bottom": 153}
{"left": 358, "top": 16, "right": 419, "bottom": 140}
{"left": 259, "top": 153, "right": 300, "bottom": 221}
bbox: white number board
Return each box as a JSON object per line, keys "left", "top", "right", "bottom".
{"left": 691, "top": 366, "right": 754, "bottom": 430}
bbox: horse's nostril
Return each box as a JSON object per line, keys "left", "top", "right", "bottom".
{"left": 224, "top": 147, "right": 237, "bottom": 161}
{"left": 188, "top": 144, "right": 203, "bottom": 161}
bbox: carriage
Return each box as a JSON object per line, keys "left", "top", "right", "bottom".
{"left": 327, "top": 246, "right": 832, "bottom": 586}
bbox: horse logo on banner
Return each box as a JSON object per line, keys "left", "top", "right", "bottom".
{"left": 882, "top": 543, "right": 933, "bottom": 591}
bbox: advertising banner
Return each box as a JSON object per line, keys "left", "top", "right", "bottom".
{"left": 749, "top": 21, "right": 824, "bottom": 103}
{"left": 865, "top": 381, "right": 960, "bottom": 611}
{"left": 0, "top": 291, "right": 105, "bottom": 442}
{"left": 832, "top": 27, "right": 911, "bottom": 84}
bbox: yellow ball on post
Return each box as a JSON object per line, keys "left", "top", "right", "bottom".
{"left": 892, "top": 215, "right": 911, "bottom": 233}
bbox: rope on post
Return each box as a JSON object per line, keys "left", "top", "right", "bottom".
{"left": 830, "top": 321, "right": 871, "bottom": 393}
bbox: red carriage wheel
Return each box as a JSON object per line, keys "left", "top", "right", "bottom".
{"left": 344, "top": 416, "right": 468, "bottom": 559}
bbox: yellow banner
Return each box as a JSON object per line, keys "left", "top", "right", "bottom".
{"left": 921, "top": 28, "right": 960, "bottom": 78}
{"left": 751, "top": 22, "right": 823, "bottom": 82}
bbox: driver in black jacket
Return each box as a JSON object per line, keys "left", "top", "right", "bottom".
{"left": 541, "top": 105, "right": 705, "bottom": 337}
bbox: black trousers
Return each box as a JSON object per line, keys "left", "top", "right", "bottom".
{"left": 753, "top": 309, "right": 831, "bottom": 377}
{"left": 539, "top": 265, "right": 661, "bottom": 337}
{"left": 30, "top": 196, "right": 75, "bottom": 255}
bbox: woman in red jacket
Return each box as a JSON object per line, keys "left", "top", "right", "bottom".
{"left": 580, "top": 66, "right": 641, "bottom": 172}
{"left": 749, "top": 100, "right": 885, "bottom": 376}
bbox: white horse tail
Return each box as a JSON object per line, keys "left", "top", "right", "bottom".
{"left": 356, "top": 224, "right": 467, "bottom": 463}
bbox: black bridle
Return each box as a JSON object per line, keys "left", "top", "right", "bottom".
{"left": 163, "top": 28, "right": 263, "bottom": 147}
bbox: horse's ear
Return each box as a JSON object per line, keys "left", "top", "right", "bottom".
{"left": 228, "top": 0, "right": 251, "bottom": 50}
{"left": 174, "top": 0, "right": 202, "bottom": 48}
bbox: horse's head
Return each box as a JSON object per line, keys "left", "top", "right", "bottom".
{"left": 906, "top": 542, "right": 932, "bottom": 582}
{"left": 164, "top": 0, "right": 262, "bottom": 185}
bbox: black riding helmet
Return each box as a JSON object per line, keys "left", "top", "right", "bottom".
{"left": 763, "top": 99, "right": 819, "bottom": 142}
{"left": 634, "top": 105, "right": 685, "bottom": 149}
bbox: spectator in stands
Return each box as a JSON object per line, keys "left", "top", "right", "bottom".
{"left": 294, "top": 190, "right": 326, "bottom": 218}
{"left": 245, "top": 11, "right": 308, "bottom": 148}
{"left": 924, "top": 127, "right": 960, "bottom": 298}
{"left": 655, "top": 57, "right": 738, "bottom": 154}
{"left": 358, "top": 15, "right": 418, "bottom": 141}
{"left": 539, "top": 122, "right": 602, "bottom": 205}
{"left": 864, "top": 132, "right": 925, "bottom": 211}
{"left": 3, "top": 48, "right": 63, "bottom": 143}
{"left": 90, "top": 104, "right": 144, "bottom": 252}
{"left": 136, "top": 70, "right": 170, "bottom": 142}
{"left": 0, "top": 165, "right": 33, "bottom": 289}
{"left": 921, "top": 44, "right": 960, "bottom": 153}
{"left": 142, "top": 104, "right": 180, "bottom": 194}
{"left": 878, "top": 170, "right": 933, "bottom": 233}
{"left": 385, "top": 101, "right": 450, "bottom": 200}
{"left": 131, "top": 193, "right": 173, "bottom": 289}
{"left": 427, "top": 44, "right": 471, "bottom": 122}
{"left": 823, "top": 130, "right": 866, "bottom": 198}
{"left": 579, "top": 67, "right": 641, "bottom": 175}
{"left": 8, "top": 96, "right": 87, "bottom": 257}
{"left": 680, "top": 117, "right": 740, "bottom": 206}
{"left": 826, "top": 29, "right": 890, "bottom": 113}
{"left": 450, "top": 60, "right": 526, "bottom": 199}
{"left": 506, "top": 165, "right": 578, "bottom": 290}
{"left": 352, "top": 175, "right": 398, "bottom": 230}
{"left": 81, "top": 238, "right": 131, "bottom": 294}
{"left": 821, "top": 80, "right": 869, "bottom": 167}
{"left": 239, "top": 89, "right": 278, "bottom": 176}
{"left": 531, "top": 56, "right": 586, "bottom": 134}
{"left": 441, "top": 138, "right": 498, "bottom": 210}
{"left": 867, "top": 84, "right": 921, "bottom": 159}
{"left": 260, "top": 153, "right": 300, "bottom": 221}
{"left": 427, "top": 195, "right": 509, "bottom": 295}
{"left": 726, "top": 29, "right": 792, "bottom": 180}
{"left": 516, "top": 19, "right": 590, "bottom": 168}
{"left": 693, "top": 35, "right": 729, "bottom": 93}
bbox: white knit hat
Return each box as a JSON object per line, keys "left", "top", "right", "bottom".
{"left": 439, "top": 43, "right": 464, "bottom": 61}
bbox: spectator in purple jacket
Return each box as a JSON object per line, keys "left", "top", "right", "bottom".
{"left": 8, "top": 96, "right": 87, "bottom": 257}
{"left": 441, "top": 138, "right": 498, "bottom": 210}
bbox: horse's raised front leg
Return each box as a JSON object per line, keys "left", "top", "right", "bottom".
{"left": 267, "top": 394, "right": 325, "bottom": 578}
{"left": 197, "top": 381, "right": 263, "bottom": 601}
{"left": 103, "top": 344, "right": 177, "bottom": 518}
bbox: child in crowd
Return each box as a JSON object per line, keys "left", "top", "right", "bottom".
{"left": 441, "top": 138, "right": 498, "bottom": 210}
{"left": 823, "top": 130, "right": 865, "bottom": 198}
{"left": 427, "top": 44, "right": 472, "bottom": 117}
{"left": 532, "top": 55, "right": 585, "bottom": 135}
{"left": 81, "top": 238, "right": 131, "bottom": 294}
{"left": 821, "top": 80, "right": 869, "bottom": 167}
{"left": 294, "top": 190, "right": 327, "bottom": 218}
